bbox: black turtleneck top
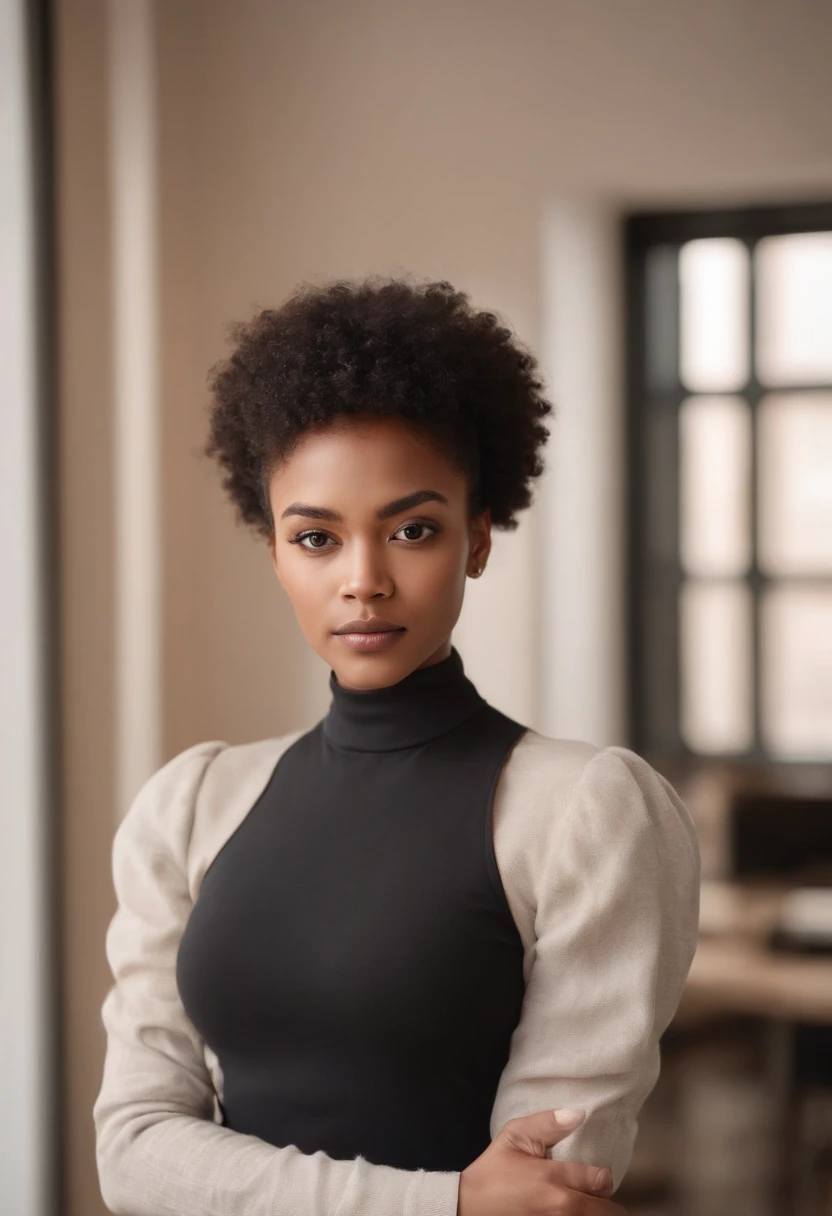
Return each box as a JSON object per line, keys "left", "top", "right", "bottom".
{"left": 175, "top": 645, "right": 530, "bottom": 1172}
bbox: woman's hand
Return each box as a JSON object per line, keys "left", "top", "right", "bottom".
{"left": 457, "top": 1108, "right": 628, "bottom": 1216}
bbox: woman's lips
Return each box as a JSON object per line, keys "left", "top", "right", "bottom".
{"left": 335, "top": 628, "right": 406, "bottom": 652}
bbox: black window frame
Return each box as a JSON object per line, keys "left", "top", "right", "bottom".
{"left": 624, "top": 199, "right": 832, "bottom": 769}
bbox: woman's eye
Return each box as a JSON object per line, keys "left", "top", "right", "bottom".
{"left": 392, "top": 522, "right": 437, "bottom": 543}
{"left": 295, "top": 530, "right": 335, "bottom": 551}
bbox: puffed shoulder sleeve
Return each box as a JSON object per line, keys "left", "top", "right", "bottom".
{"left": 93, "top": 740, "right": 461, "bottom": 1216}
{"left": 489, "top": 744, "right": 701, "bottom": 1193}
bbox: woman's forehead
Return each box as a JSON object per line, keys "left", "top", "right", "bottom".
{"left": 268, "top": 419, "right": 464, "bottom": 506}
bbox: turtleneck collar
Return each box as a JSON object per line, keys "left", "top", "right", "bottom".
{"left": 322, "top": 644, "right": 487, "bottom": 752}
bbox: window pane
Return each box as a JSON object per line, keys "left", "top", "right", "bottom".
{"left": 756, "top": 231, "right": 832, "bottom": 386}
{"left": 679, "top": 238, "right": 749, "bottom": 393}
{"left": 680, "top": 396, "right": 751, "bottom": 576}
{"left": 761, "top": 587, "right": 832, "bottom": 758}
{"left": 680, "top": 580, "right": 753, "bottom": 753}
{"left": 759, "top": 393, "right": 832, "bottom": 574}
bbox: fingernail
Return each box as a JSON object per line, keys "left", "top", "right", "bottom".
{"left": 553, "top": 1107, "right": 585, "bottom": 1125}
{"left": 593, "top": 1167, "right": 612, "bottom": 1192}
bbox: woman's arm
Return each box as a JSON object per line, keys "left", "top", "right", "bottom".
{"left": 93, "top": 741, "right": 461, "bottom": 1216}
{"left": 489, "top": 744, "right": 701, "bottom": 1193}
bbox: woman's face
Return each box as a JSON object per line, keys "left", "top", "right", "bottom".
{"left": 267, "top": 414, "right": 491, "bottom": 690}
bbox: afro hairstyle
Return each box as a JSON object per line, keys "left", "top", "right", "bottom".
{"left": 204, "top": 273, "right": 554, "bottom": 541}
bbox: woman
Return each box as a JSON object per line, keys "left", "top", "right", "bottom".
{"left": 93, "top": 275, "right": 700, "bottom": 1216}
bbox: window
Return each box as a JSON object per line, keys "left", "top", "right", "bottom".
{"left": 625, "top": 203, "right": 832, "bottom": 763}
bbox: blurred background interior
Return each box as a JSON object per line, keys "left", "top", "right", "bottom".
{"left": 2, "top": 0, "right": 832, "bottom": 1213}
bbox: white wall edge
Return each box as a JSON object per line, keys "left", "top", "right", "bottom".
{"left": 108, "top": 0, "right": 163, "bottom": 814}
{"left": 0, "top": 1, "right": 53, "bottom": 1211}
{"left": 538, "top": 198, "right": 627, "bottom": 747}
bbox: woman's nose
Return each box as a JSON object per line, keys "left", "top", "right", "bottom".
{"left": 339, "top": 541, "right": 395, "bottom": 600}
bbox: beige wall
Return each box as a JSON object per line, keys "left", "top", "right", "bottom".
{"left": 54, "top": 3, "right": 115, "bottom": 1214}
{"left": 57, "top": 1, "right": 832, "bottom": 1212}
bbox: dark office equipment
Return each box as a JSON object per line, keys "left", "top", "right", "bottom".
{"left": 729, "top": 792, "right": 832, "bottom": 885}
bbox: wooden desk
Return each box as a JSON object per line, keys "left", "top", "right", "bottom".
{"left": 677, "top": 879, "right": 832, "bottom": 1026}
{"left": 680, "top": 935, "right": 832, "bottom": 1025}
{"left": 673, "top": 881, "right": 832, "bottom": 1214}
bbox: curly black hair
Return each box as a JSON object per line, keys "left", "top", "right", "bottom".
{"left": 204, "top": 273, "right": 554, "bottom": 541}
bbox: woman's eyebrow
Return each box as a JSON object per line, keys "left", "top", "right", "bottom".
{"left": 280, "top": 489, "right": 449, "bottom": 523}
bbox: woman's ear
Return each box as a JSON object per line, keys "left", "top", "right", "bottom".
{"left": 468, "top": 507, "right": 492, "bottom": 575}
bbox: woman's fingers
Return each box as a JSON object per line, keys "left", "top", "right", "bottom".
{"left": 458, "top": 1109, "right": 625, "bottom": 1216}
{"left": 548, "top": 1158, "right": 614, "bottom": 1197}
{"left": 494, "top": 1107, "right": 587, "bottom": 1158}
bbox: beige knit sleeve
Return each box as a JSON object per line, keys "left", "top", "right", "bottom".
{"left": 93, "top": 740, "right": 460, "bottom": 1216}
{"left": 489, "top": 744, "right": 701, "bottom": 1193}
